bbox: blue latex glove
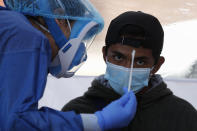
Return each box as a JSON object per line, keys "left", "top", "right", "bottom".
{"left": 95, "top": 89, "right": 137, "bottom": 130}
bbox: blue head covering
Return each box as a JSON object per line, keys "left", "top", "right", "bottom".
{"left": 3, "top": 0, "right": 104, "bottom": 34}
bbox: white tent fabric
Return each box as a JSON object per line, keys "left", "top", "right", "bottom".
{"left": 39, "top": 76, "right": 197, "bottom": 110}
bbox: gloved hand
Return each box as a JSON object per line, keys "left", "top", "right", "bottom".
{"left": 95, "top": 89, "right": 137, "bottom": 130}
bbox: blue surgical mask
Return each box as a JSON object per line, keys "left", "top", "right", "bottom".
{"left": 104, "top": 61, "right": 151, "bottom": 95}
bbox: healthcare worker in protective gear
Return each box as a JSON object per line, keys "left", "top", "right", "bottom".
{"left": 0, "top": 0, "right": 137, "bottom": 130}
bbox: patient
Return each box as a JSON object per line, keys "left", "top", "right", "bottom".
{"left": 62, "top": 11, "right": 197, "bottom": 131}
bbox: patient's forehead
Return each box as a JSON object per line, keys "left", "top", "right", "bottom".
{"left": 107, "top": 44, "right": 153, "bottom": 58}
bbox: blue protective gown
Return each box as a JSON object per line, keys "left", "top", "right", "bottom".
{"left": 0, "top": 7, "right": 83, "bottom": 130}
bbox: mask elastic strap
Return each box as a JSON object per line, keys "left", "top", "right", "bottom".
{"left": 128, "top": 50, "right": 136, "bottom": 92}
{"left": 33, "top": 20, "right": 50, "bottom": 33}
{"left": 150, "top": 66, "right": 154, "bottom": 71}
{"left": 56, "top": 0, "right": 72, "bottom": 34}
{"left": 149, "top": 66, "right": 155, "bottom": 78}
{"left": 66, "top": 19, "right": 72, "bottom": 32}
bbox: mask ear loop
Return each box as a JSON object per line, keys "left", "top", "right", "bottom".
{"left": 66, "top": 19, "right": 72, "bottom": 33}
{"left": 33, "top": 20, "right": 50, "bottom": 33}
{"left": 149, "top": 66, "right": 155, "bottom": 78}
{"left": 128, "top": 50, "right": 136, "bottom": 92}
{"left": 56, "top": 0, "right": 71, "bottom": 32}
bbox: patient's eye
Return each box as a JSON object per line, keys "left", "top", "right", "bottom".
{"left": 134, "top": 57, "right": 151, "bottom": 68}
{"left": 136, "top": 59, "right": 145, "bottom": 66}
{"left": 107, "top": 51, "right": 126, "bottom": 66}
{"left": 113, "top": 54, "right": 124, "bottom": 61}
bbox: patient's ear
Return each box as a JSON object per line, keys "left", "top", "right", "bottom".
{"left": 151, "top": 56, "right": 165, "bottom": 74}
{"left": 102, "top": 46, "right": 107, "bottom": 62}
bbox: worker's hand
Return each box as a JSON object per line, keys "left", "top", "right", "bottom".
{"left": 95, "top": 89, "right": 137, "bottom": 130}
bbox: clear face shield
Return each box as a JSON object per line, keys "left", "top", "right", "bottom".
{"left": 4, "top": 0, "right": 104, "bottom": 78}
{"left": 48, "top": 20, "right": 98, "bottom": 78}
{"left": 66, "top": 34, "right": 96, "bottom": 74}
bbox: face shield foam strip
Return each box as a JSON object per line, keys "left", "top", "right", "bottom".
{"left": 128, "top": 50, "right": 136, "bottom": 92}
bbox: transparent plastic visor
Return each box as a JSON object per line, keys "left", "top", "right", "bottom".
{"left": 66, "top": 34, "right": 96, "bottom": 73}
